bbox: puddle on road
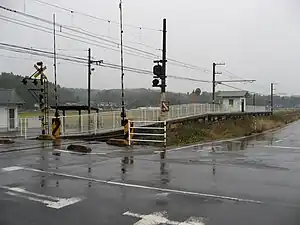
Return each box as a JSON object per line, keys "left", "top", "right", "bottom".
{"left": 31, "top": 129, "right": 289, "bottom": 191}
{"left": 200, "top": 132, "right": 281, "bottom": 153}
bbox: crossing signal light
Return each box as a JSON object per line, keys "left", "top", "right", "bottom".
{"left": 152, "top": 79, "right": 160, "bottom": 87}
{"left": 152, "top": 64, "right": 164, "bottom": 88}
{"left": 153, "top": 64, "right": 163, "bottom": 78}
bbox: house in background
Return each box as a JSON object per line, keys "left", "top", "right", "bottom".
{"left": 0, "top": 88, "right": 25, "bottom": 132}
{"left": 217, "top": 91, "right": 249, "bottom": 112}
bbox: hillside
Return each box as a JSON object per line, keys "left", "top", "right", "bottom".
{"left": 0, "top": 72, "right": 299, "bottom": 110}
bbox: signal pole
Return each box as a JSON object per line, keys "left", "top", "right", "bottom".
{"left": 152, "top": 19, "right": 168, "bottom": 120}
{"left": 161, "top": 18, "right": 167, "bottom": 120}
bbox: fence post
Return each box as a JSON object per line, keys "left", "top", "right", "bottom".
{"left": 128, "top": 120, "right": 131, "bottom": 146}
{"left": 60, "top": 116, "right": 64, "bottom": 136}
{"left": 101, "top": 114, "right": 104, "bottom": 129}
{"left": 20, "top": 118, "right": 23, "bottom": 136}
{"left": 97, "top": 112, "right": 100, "bottom": 130}
{"left": 113, "top": 112, "right": 116, "bottom": 129}
{"left": 163, "top": 121, "right": 167, "bottom": 152}
{"left": 24, "top": 118, "right": 27, "bottom": 139}
{"left": 94, "top": 114, "right": 97, "bottom": 134}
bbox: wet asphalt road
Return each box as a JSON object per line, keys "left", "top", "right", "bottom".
{"left": 1, "top": 122, "right": 300, "bottom": 224}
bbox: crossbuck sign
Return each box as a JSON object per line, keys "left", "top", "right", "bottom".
{"left": 33, "top": 64, "right": 47, "bottom": 78}
{"left": 161, "top": 101, "right": 170, "bottom": 112}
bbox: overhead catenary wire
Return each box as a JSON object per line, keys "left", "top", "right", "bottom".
{"left": 0, "top": 4, "right": 267, "bottom": 92}
{"left": 0, "top": 42, "right": 214, "bottom": 84}
{"left": 0, "top": 41, "right": 268, "bottom": 95}
{"left": 0, "top": 44, "right": 267, "bottom": 95}
{"left": 0, "top": 15, "right": 159, "bottom": 61}
{"left": 30, "top": 0, "right": 162, "bottom": 32}
{"left": 222, "top": 68, "right": 269, "bottom": 93}
{"left": 0, "top": 5, "right": 164, "bottom": 59}
{"left": 0, "top": 5, "right": 212, "bottom": 73}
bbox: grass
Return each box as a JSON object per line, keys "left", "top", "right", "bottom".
{"left": 167, "top": 110, "right": 300, "bottom": 146}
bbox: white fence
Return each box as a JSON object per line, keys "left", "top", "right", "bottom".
{"left": 128, "top": 120, "right": 167, "bottom": 147}
{"left": 16, "top": 103, "right": 268, "bottom": 139}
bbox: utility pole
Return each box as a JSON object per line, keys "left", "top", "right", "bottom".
{"left": 119, "top": 0, "right": 126, "bottom": 126}
{"left": 87, "top": 48, "right": 103, "bottom": 132}
{"left": 212, "top": 62, "right": 225, "bottom": 104}
{"left": 271, "top": 83, "right": 274, "bottom": 114}
{"left": 212, "top": 63, "right": 216, "bottom": 104}
{"left": 53, "top": 13, "right": 59, "bottom": 118}
{"left": 88, "top": 48, "right": 92, "bottom": 132}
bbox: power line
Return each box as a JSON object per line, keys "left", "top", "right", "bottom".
{"left": 30, "top": 0, "right": 162, "bottom": 32}
{"left": 0, "top": 15, "right": 159, "bottom": 61}
{"left": 0, "top": 7, "right": 160, "bottom": 59}
{"left": 0, "top": 42, "right": 213, "bottom": 84}
{"left": 1, "top": 42, "right": 268, "bottom": 95}
{"left": 0, "top": 5, "right": 213, "bottom": 73}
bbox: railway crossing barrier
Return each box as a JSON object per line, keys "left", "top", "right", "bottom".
{"left": 128, "top": 120, "right": 167, "bottom": 149}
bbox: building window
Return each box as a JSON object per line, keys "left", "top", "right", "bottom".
{"left": 229, "top": 99, "right": 234, "bottom": 106}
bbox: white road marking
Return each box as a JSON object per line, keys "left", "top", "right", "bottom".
{"left": 264, "top": 145, "right": 300, "bottom": 150}
{"left": 0, "top": 186, "right": 82, "bottom": 209}
{"left": 1, "top": 166, "right": 263, "bottom": 204}
{"left": 53, "top": 149, "right": 125, "bottom": 156}
{"left": 123, "top": 211, "right": 205, "bottom": 225}
{"left": 1, "top": 166, "right": 23, "bottom": 172}
{"left": 274, "top": 135, "right": 293, "bottom": 143}
{"left": 168, "top": 136, "right": 248, "bottom": 152}
{"left": 0, "top": 148, "right": 41, "bottom": 154}
{"left": 53, "top": 149, "right": 107, "bottom": 155}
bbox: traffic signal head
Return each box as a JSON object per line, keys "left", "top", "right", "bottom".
{"left": 152, "top": 79, "right": 160, "bottom": 87}
{"left": 153, "top": 64, "right": 163, "bottom": 77}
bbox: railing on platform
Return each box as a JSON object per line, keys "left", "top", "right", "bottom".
{"left": 128, "top": 120, "right": 167, "bottom": 147}
{"left": 18, "top": 103, "right": 269, "bottom": 139}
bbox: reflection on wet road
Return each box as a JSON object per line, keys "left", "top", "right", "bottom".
{"left": 1, "top": 121, "right": 300, "bottom": 224}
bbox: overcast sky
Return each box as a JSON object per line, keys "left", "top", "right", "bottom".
{"left": 0, "top": 0, "right": 299, "bottom": 95}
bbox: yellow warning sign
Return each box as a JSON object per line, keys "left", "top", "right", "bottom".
{"left": 52, "top": 117, "right": 61, "bottom": 139}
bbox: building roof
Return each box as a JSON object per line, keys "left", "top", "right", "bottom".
{"left": 217, "top": 91, "right": 249, "bottom": 98}
{"left": 0, "top": 88, "right": 25, "bottom": 105}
